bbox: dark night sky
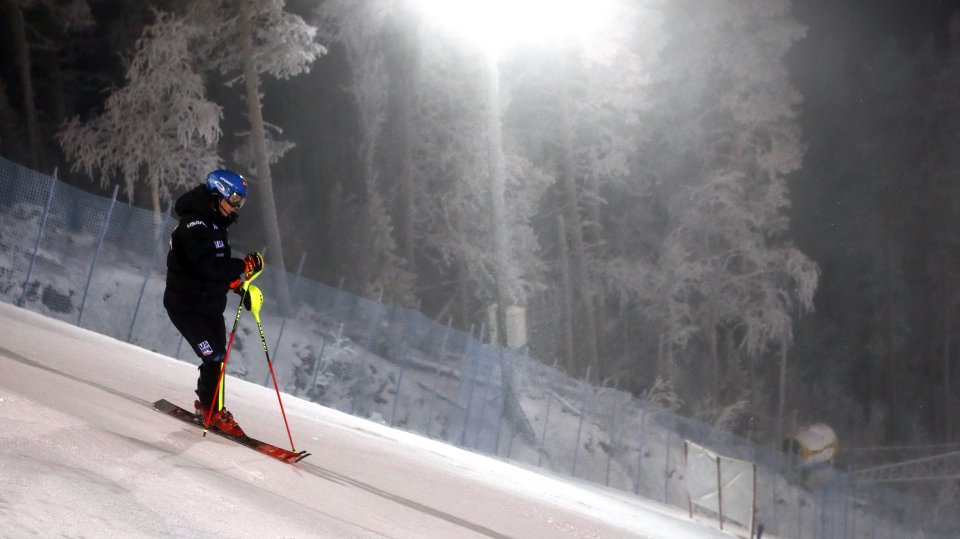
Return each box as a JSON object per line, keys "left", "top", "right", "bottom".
{"left": 792, "top": 0, "right": 957, "bottom": 52}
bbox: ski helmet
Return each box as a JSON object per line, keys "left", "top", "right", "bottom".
{"left": 206, "top": 169, "right": 248, "bottom": 208}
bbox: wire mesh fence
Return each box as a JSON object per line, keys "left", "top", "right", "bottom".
{"left": 0, "top": 156, "right": 956, "bottom": 538}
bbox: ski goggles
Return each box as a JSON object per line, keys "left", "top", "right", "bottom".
{"left": 225, "top": 192, "right": 246, "bottom": 209}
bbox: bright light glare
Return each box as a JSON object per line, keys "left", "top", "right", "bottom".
{"left": 412, "top": 0, "right": 616, "bottom": 52}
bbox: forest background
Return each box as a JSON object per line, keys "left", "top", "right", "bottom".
{"left": 2, "top": 0, "right": 960, "bottom": 465}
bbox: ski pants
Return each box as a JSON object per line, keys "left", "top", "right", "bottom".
{"left": 166, "top": 309, "right": 227, "bottom": 410}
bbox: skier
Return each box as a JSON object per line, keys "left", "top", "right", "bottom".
{"left": 163, "top": 169, "right": 263, "bottom": 436}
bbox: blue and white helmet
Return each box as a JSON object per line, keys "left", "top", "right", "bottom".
{"left": 206, "top": 169, "right": 248, "bottom": 209}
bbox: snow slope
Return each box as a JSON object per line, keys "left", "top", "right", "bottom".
{"left": 0, "top": 301, "right": 737, "bottom": 538}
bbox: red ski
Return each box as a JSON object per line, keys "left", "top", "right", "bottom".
{"left": 153, "top": 399, "right": 309, "bottom": 464}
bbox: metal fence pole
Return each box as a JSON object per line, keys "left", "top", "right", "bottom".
{"left": 664, "top": 429, "right": 673, "bottom": 504}
{"left": 19, "top": 168, "right": 57, "bottom": 307}
{"left": 459, "top": 335, "right": 480, "bottom": 446}
{"left": 77, "top": 184, "right": 118, "bottom": 326}
{"left": 798, "top": 492, "right": 803, "bottom": 539}
{"left": 849, "top": 482, "right": 858, "bottom": 539}
{"left": 769, "top": 473, "right": 779, "bottom": 536}
{"left": 605, "top": 391, "right": 617, "bottom": 486}
{"left": 493, "top": 349, "right": 506, "bottom": 456}
{"left": 424, "top": 318, "right": 452, "bottom": 437}
{"left": 128, "top": 206, "right": 171, "bottom": 342}
{"left": 272, "top": 251, "right": 306, "bottom": 359}
{"left": 308, "top": 335, "right": 328, "bottom": 398}
{"left": 538, "top": 387, "right": 554, "bottom": 468}
{"left": 473, "top": 357, "right": 489, "bottom": 450}
{"left": 505, "top": 354, "right": 521, "bottom": 460}
{"left": 571, "top": 366, "right": 592, "bottom": 477}
{"left": 390, "top": 310, "right": 411, "bottom": 427}
{"left": 634, "top": 407, "right": 647, "bottom": 495}
{"left": 458, "top": 324, "right": 483, "bottom": 446}
{"left": 350, "top": 301, "right": 384, "bottom": 416}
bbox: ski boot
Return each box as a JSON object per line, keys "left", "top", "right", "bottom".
{"left": 195, "top": 400, "right": 245, "bottom": 437}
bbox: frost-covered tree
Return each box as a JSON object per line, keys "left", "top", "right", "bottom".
{"left": 411, "top": 31, "right": 550, "bottom": 332}
{"left": 501, "top": 1, "right": 663, "bottom": 377}
{"left": 642, "top": 0, "right": 818, "bottom": 435}
{"left": 5, "top": 0, "right": 93, "bottom": 168}
{"left": 188, "top": 0, "right": 325, "bottom": 310}
{"left": 58, "top": 11, "right": 220, "bottom": 216}
{"left": 410, "top": 43, "right": 491, "bottom": 324}
{"left": 316, "top": 0, "right": 415, "bottom": 306}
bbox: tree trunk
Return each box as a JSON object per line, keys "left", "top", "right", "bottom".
{"left": 396, "top": 80, "right": 416, "bottom": 269}
{"left": 456, "top": 252, "right": 470, "bottom": 330}
{"left": 9, "top": 0, "right": 39, "bottom": 168}
{"left": 557, "top": 61, "right": 600, "bottom": 376}
{"left": 707, "top": 309, "right": 720, "bottom": 397}
{"left": 557, "top": 214, "right": 575, "bottom": 371}
{"left": 883, "top": 233, "right": 899, "bottom": 441}
{"left": 47, "top": 47, "right": 67, "bottom": 129}
{"left": 388, "top": 5, "right": 418, "bottom": 271}
{"left": 777, "top": 335, "right": 788, "bottom": 449}
{"left": 237, "top": 0, "right": 291, "bottom": 313}
{"left": 944, "top": 260, "right": 953, "bottom": 442}
{"left": 483, "top": 51, "right": 512, "bottom": 346}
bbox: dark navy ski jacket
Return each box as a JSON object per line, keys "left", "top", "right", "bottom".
{"left": 163, "top": 185, "right": 246, "bottom": 316}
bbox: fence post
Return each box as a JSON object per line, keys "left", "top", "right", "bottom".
{"left": 19, "top": 167, "right": 57, "bottom": 307}
{"left": 390, "top": 310, "right": 411, "bottom": 427}
{"left": 634, "top": 407, "right": 647, "bottom": 495}
{"left": 571, "top": 366, "right": 592, "bottom": 477}
{"left": 538, "top": 385, "right": 554, "bottom": 468}
{"left": 493, "top": 349, "right": 506, "bottom": 456}
{"left": 271, "top": 251, "right": 306, "bottom": 362}
{"left": 505, "top": 354, "right": 522, "bottom": 460}
{"left": 798, "top": 491, "right": 803, "bottom": 539}
{"left": 473, "top": 354, "right": 488, "bottom": 449}
{"left": 128, "top": 205, "right": 171, "bottom": 342}
{"left": 308, "top": 335, "right": 328, "bottom": 397}
{"left": 751, "top": 463, "right": 757, "bottom": 539}
{"left": 717, "top": 455, "right": 724, "bottom": 530}
{"left": 78, "top": 184, "right": 118, "bottom": 326}
{"left": 849, "top": 481, "right": 857, "bottom": 539}
{"left": 424, "top": 318, "right": 452, "bottom": 437}
{"left": 331, "top": 276, "right": 346, "bottom": 319}
{"left": 664, "top": 429, "right": 673, "bottom": 504}
{"left": 605, "top": 384, "right": 620, "bottom": 487}
{"left": 459, "top": 327, "right": 483, "bottom": 447}
{"left": 350, "top": 300, "right": 384, "bottom": 416}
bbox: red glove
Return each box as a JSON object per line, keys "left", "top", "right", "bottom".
{"left": 243, "top": 252, "right": 264, "bottom": 280}
{"left": 229, "top": 277, "right": 243, "bottom": 294}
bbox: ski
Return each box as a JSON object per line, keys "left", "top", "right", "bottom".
{"left": 153, "top": 399, "right": 310, "bottom": 464}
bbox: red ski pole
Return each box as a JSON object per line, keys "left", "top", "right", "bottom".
{"left": 245, "top": 286, "right": 297, "bottom": 452}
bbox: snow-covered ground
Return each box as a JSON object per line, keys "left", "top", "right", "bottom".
{"left": 0, "top": 300, "right": 742, "bottom": 538}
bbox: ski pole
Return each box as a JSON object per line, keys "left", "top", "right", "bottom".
{"left": 245, "top": 285, "right": 297, "bottom": 452}
{"left": 203, "top": 269, "right": 262, "bottom": 434}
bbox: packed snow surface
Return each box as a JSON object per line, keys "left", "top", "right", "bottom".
{"left": 0, "top": 301, "right": 735, "bottom": 538}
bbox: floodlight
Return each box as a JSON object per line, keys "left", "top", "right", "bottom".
{"left": 411, "top": 0, "right": 617, "bottom": 53}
